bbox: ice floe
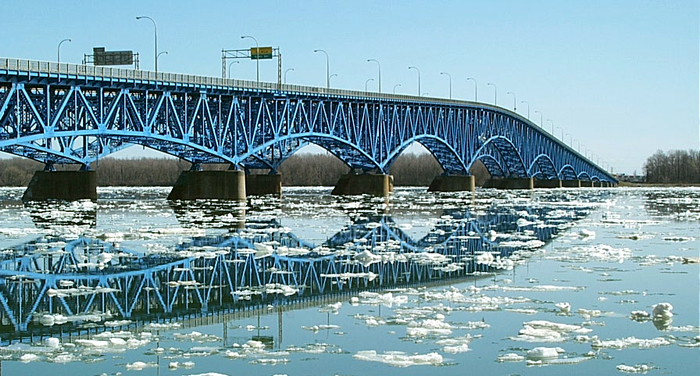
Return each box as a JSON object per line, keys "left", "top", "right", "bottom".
{"left": 353, "top": 350, "right": 443, "bottom": 367}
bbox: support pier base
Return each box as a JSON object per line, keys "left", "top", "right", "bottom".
{"left": 246, "top": 173, "right": 282, "bottom": 196}
{"left": 22, "top": 170, "right": 97, "bottom": 201}
{"left": 561, "top": 180, "right": 581, "bottom": 188}
{"left": 427, "top": 175, "right": 475, "bottom": 192}
{"left": 168, "top": 170, "right": 246, "bottom": 200}
{"left": 331, "top": 173, "right": 393, "bottom": 196}
{"left": 534, "top": 179, "right": 562, "bottom": 188}
{"left": 482, "top": 177, "right": 534, "bottom": 190}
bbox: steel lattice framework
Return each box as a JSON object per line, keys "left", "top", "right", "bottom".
{"left": 0, "top": 202, "right": 591, "bottom": 336}
{"left": 0, "top": 58, "right": 615, "bottom": 182}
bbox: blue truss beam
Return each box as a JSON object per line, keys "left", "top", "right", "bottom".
{"left": 0, "top": 58, "right": 615, "bottom": 182}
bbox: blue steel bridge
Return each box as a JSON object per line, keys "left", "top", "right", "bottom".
{"left": 0, "top": 58, "right": 616, "bottom": 199}
{"left": 0, "top": 202, "right": 592, "bottom": 340}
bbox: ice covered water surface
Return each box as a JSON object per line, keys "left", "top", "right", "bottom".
{"left": 0, "top": 187, "right": 698, "bottom": 376}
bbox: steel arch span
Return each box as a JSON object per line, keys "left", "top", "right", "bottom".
{"left": 0, "top": 58, "right": 616, "bottom": 183}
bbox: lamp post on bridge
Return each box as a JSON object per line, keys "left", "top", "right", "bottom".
{"left": 546, "top": 119, "right": 554, "bottom": 135}
{"left": 521, "top": 100, "right": 530, "bottom": 119}
{"left": 440, "top": 72, "right": 452, "bottom": 99}
{"left": 330, "top": 73, "right": 338, "bottom": 86}
{"left": 365, "top": 78, "right": 374, "bottom": 92}
{"left": 242, "top": 35, "right": 260, "bottom": 83}
{"left": 466, "top": 77, "right": 477, "bottom": 102}
{"left": 57, "top": 38, "right": 71, "bottom": 64}
{"left": 556, "top": 126, "right": 563, "bottom": 141}
{"left": 367, "top": 59, "right": 381, "bottom": 93}
{"left": 506, "top": 91, "right": 516, "bottom": 111}
{"left": 534, "top": 110, "right": 543, "bottom": 128}
{"left": 157, "top": 51, "right": 168, "bottom": 71}
{"left": 228, "top": 60, "right": 240, "bottom": 79}
{"left": 136, "top": 16, "right": 159, "bottom": 74}
{"left": 574, "top": 139, "right": 579, "bottom": 151}
{"left": 487, "top": 82, "right": 497, "bottom": 105}
{"left": 284, "top": 68, "right": 294, "bottom": 83}
{"left": 408, "top": 66, "right": 421, "bottom": 96}
{"left": 314, "top": 49, "right": 330, "bottom": 88}
{"left": 393, "top": 83, "right": 401, "bottom": 94}
{"left": 565, "top": 133, "right": 572, "bottom": 146}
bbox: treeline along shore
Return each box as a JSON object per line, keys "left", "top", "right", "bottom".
{"left": 0, "top": 153, "right": 488, "bottom": 187}
{"left": 643, "top": 149, "right": 700, "bottom": 184}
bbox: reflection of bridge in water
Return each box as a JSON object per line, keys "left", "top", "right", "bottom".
{"left": 0, "top": 200, "right": 593, "bottom": 342}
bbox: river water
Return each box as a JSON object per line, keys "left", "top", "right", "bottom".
{"left": 0, "top": 186, "right": 697, "bottom": 375}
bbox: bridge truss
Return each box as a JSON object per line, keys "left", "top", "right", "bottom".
{"left": 0, "top": 58, "right": 615, "bottom": 182}
{"left": 0, "top": 202, "right": 589, "bottom": 337}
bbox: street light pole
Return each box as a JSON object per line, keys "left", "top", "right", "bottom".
{"left": 393, "top": 83, "right": 401, "bottom": 94}
{"left": 330, "top": 73, "right": 338, "bottom": 86}
{"left": 506, "top": 91, "right": 516, "bottom": 111}
{"left": 466, "top": 77, "right": 477, "bottom": 102}
{"left": 408, "top": 66, "right": 421, "bottom": 96}
{"left": 57, "top": 38, "right": 71, "bottom": 63}
{"left": 565, "top": 133, "right": 572, "bottom": 146}
{"left": 136, "top": 16, "right": 158, "bottom": 74}
{"left": 365, "top": 78, "right": 374, "bottom": 92}
{"left": 534, "top": 110, "right": 543, "bottom": 127}
{"left": 546, "top": 119, "right": 554, "bottom": 135}
{"left": 228, "top": 60, "right": 240, "bottom": 79}
{"left": 556, "top": 127, "right": 563, "bottom": 141}
{"left": 314, "top": 49, "right": 329, "bottom": 88}
{"left": 157, "top": 51, "right": 168, "bottom": 71}
{"left": 521, "top": 100, "right": 530, "bottom": 119}
{"left": 284, "top": 68, "right": 294, "bottom": 83}
{"left": 242, "top": 35, "right": 260, "bottom": 82}
{"left": 487, "top": 83, "right": 497, "bottom": 105}
{"left": 367, "top": 59, "right": 381, "bottom": 93}
{"left": 440, "top": 72, "right": 452, "bottom": 99}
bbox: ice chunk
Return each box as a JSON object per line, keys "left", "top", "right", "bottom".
{"left": 616, "top": 364, "right": 653, "bottom": 373}
{"left": 497, "top": 353, "right": 525, "bottom": 362}
{"left": 353, "top": 350, "right": 443, "bottom": 367}
{"left": 526, "top": 347, "right": 563, "bottom": 360}
{"left": 651, "top": 302, "right": 673, "bottom": 320}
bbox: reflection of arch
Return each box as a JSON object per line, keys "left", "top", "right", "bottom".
{"left": 528, "top": 154, "right": 558, "bottom": 180}
{"left": 472, "top": 136, "right": 527, "bottom": 178}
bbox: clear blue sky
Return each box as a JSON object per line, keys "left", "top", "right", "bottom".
{"left": 1, "top": 0, "right": 697, "bottom": 174}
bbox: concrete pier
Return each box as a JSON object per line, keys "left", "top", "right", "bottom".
{"left": 427, "top": 175, "right": 475, "bottom": 192}
{"left": 561, "top": 179, "right": 581, "bottom": 188}
{"left": 534, "top": 179, "right": 562, "bottom": 188}
{"left": 22, "top": 170, "right": 97, "bottom": 201}
{"left": 331, "top": 173, "right": 393, "bottom": 196}
{"left": 246, "top": 173, "right": 282, "bottom": 196}
{"left": 482, "top": 177, "right": 534, "bottom": 190}
{"left": 168, "top": 170, "right": 246, "bottom": 200}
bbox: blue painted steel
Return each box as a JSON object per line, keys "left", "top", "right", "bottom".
{"left": 0, "top": 58, "right": 616, "bottom": 183}
{"left": 0, "top": 203, "right": 591, "bottom": 337}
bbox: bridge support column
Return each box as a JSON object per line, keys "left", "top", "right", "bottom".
{"left": 561, "top": 180, "right": 581, "bottom": 188}
{"left": 427, "top": 175, "right": 475, "bottom": 192}
{"left": 482, "top": 177, "right": 534, "bottom": 190}
{"left": 534, "top": 179, "right": 562, "bottom": 188}
{"left": 168, "top": 170, "right": 246, "bottom": 200}
{"left": 22, "top": 170, "right": 97, "bottom": 201}
{"left": 580, "top": 180, "right": 594, "bottom": 187}
{"left": 246, "top": 173, "right": 282, "bottom": 196}
{"left": 331, "top": 173, "right": 393, "bottom": 196}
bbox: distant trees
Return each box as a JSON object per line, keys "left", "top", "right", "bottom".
{"left": 644, "top": 149, "right": 700, "bottom": 184}
{"left": 0, "top": 152, "right": 452, "bottom": 187}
